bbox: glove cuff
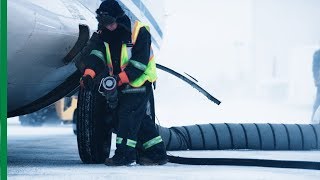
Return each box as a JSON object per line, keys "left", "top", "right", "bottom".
{"left": 84, "top": 68, "right": 96, "bottom": 78}
{"left": 118, "top": 71, "right": 129, "bottom": 86}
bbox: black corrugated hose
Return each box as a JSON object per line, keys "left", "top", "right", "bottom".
{"left": 157, "top": 124, "right": 320, "bottom": 170}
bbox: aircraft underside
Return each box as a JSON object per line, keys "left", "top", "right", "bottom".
{"left": 7, "top": 0, "right": 96, "bottom": 116}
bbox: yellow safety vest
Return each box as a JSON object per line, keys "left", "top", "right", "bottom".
{"left": 104, "top": 21, "right": 157, "bottom": 87}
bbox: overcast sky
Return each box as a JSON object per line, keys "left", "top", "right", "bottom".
{"left": 154, "top": 0, "right": 320, "bottom": 126}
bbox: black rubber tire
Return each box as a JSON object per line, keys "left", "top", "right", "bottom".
{"left": 72, "top": 108, "right": 78, "bottom": 135}
{"left": 76, "top": 87, "right": 112, "bottom": 164}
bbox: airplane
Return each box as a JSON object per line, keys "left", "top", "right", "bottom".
{"left": 7, "top": 0, "right": 320, "bottom": 169}
{"left": 8, "top": 0, "right": 165, "bottom": 117}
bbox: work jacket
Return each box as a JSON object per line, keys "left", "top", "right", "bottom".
{"left": 84, "top": 20, "right": 157, "bottom": 88}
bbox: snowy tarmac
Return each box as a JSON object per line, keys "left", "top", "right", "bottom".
{"left": 8, "top": 119, "right": 320, "bottom": 180}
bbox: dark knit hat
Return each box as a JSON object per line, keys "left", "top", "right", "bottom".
{"left": 96, "top": 0, "right": 131, "bottom": 32}
{"left": 96, "top": 0, "right": 125, "bottom": 18}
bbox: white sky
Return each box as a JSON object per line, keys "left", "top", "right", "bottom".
{"left": 154, "top": 0, "right": 320, "bottom": 126}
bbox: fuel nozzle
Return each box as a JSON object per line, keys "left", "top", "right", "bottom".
{"left": 98, "top": 76, "right": 118, "bottom": 109}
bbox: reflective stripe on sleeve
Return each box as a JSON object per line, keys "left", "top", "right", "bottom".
{"left": 129, "top": 60, "right": 147, "bottom": 71}
{"left": 90, "top": 50, "right": 105, "bottom": 62}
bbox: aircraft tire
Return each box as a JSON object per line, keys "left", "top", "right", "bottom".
{"left": 72, "top": 108, "right": 77, "bottom": 135}
{"left": 76, "top": 87, "right": 112, "bottom": 164}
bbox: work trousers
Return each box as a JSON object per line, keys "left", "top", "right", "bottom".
{"left": 97, "top": 82, "right": 164, "bottom": 157}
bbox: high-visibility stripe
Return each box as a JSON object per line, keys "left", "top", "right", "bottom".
{"left": 132, "top": 21, "right": 140, "bottom": 45}
{"left": 129, "top": 60, "right": 147, "bottom": 71}
{"left": 126, "top": 139, "right": 137, "bottom": 148}
{"left": 102, "top": 21, "right": 157, "bottom": 87}
{"left": 120, "top": 44, "right": 128, "bottom": 71}
{"left": 90, "top": 50, "right": 105, "bottom": 62}
{"left": 149, "top": 47, "right": 154, "bottom": 61}
{"left": 132, "top": 21, "right": 150, "bottom": 45}
{"left": 143, "top": 136, "right": 163, "bottom": 149}
{"left": 104, "top": 42, "right": 113, "bottom": 76}
{"left": 116, "top": 137, "right": 123, "bottom": 144}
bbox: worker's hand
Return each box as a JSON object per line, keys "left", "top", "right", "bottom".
{"left": 80, "top": 75, "right": 94, "bottom": 91}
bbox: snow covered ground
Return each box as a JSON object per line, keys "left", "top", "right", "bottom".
{"left": 7, "top": 116, "right": 320, "bottom": 180}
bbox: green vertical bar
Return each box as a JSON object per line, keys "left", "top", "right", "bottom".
{"left": 0, "top": 0, "right": 7, "bottom": 179}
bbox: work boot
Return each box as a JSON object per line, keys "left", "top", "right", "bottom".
{"left": 105, "top": 148, "right": 136, "bottom": 166}
{"left": 137, "top": 142, "right": 168, "bottom": 165}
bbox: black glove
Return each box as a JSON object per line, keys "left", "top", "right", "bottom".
{"left": 80, "top": 75, "right": 94, "bottom": 91}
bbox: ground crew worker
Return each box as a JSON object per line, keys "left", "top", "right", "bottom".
{"left": 80, "top": 0, "right": 167, "bottom": 166}
{"left": 312, "top": 49, "right": 320, "bottom": 123}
